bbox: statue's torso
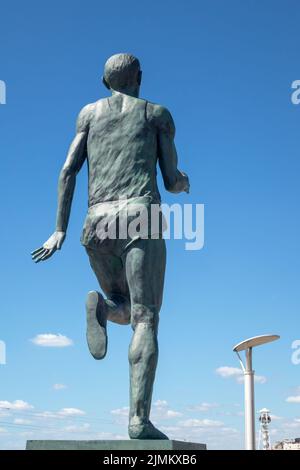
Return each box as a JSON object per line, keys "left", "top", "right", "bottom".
{"left": 87, "top": 94, "right": 161, "bottom": 207}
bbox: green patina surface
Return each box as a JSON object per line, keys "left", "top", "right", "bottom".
{"left": 26, "top": 440, "right": 206, "bottom": 450}
{"left": 31, "top": 54, "right": 191, "bottom": 441}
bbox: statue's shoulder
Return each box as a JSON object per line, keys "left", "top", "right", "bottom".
{"left": 76, "top": 100, "right": 101, "bottom": 132}
{"left": 146, "top": 101, "right": 175, "bottom": 133}
{"left": 80, "top": 101, "right": 97, "bottom": 113}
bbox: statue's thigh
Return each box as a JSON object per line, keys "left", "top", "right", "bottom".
{"left": 85, "top": 247, "right": 128, "bottom": 297}
{"left": 125, "top": 238, "right": 166, "bottom": 315}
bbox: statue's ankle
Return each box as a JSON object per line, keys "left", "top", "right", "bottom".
{"left": 129, "top": 416, "right": 147, "bottom": 428}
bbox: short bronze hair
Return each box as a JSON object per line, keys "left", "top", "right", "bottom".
{"left": 103, "top": 53, "right": 141, "bottom": 90}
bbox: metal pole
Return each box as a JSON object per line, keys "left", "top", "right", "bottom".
{"left": 244, "top": 347, "right": 255, "bottom": 450}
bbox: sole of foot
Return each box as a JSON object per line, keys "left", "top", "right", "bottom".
{"left": 86, "top": 291, "right": 107, "bottom": 360}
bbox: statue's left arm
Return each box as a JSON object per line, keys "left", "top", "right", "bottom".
{"left": 31, "top": 104, "right": 92, "bottom": 263}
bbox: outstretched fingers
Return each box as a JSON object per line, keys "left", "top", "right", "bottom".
{"left": 32, "top": 248, "right": 49, "bottom": 263}
{"left": 31, "top": 247, "right": 44, "bottom": 257}
{"left": 39, "top": 250, "right": 54, "bottom": 262}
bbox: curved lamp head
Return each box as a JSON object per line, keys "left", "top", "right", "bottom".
{"left": 233, "top": 334, "right": 280, "bottom": 352}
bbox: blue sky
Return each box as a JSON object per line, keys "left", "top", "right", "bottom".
{"left": 0, "top": 0, "right": 300, "bottom": 449}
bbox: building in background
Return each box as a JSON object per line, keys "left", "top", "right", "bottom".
{"left": 273, "top": 438, "right": 300, "bottom": 450}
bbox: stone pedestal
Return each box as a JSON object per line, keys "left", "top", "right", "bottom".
{"left": 26, "top": 440, "right": 206, "bottom": 450}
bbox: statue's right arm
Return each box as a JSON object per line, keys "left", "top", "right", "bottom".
{"left": 31, "top": 104, "right": 93, "bottom": 263}
{"left": 154, "top": 105, "right": 190, "bottom": 194}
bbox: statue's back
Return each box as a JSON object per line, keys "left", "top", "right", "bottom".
{"left": 87, "top": 95, "right": 161, "bottom": 206}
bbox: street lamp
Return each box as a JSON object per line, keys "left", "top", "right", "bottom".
{"left": 233, "top": 334, "right": 280, "bottom": 450}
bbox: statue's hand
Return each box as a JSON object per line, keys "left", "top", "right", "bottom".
{"left": 180, "top": 171, "right": 190, "bottom": 194}
{"left": 31, "top": 231, "right": 66, "bottom": 263}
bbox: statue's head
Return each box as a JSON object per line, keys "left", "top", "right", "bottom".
{"left": 102, "top": 53, "right": 142, "bottom": 95}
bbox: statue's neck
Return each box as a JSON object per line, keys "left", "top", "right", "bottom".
{"left": 111, "top": 87, "right": 140, "bottom": 98}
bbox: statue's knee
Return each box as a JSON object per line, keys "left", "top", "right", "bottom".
{"left": 131, "top": 303, "right": 158, "bottom": 329}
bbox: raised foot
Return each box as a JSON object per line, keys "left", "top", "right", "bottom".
{"left": 128, "top": 421, "right": 169, "bottom": 440}
{"left": 86, "top": 291, "right": 107, "bottom": 360}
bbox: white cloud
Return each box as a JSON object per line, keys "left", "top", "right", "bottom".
{"left": 19, "top": 431, "right": 34, "bottom": 438}
{"left": 111, "top": 406, "right": 129, "bottom": 417}
{"left": 13, "top": 418, "right": 32, "bottom": 425}
{"left": 0, "top": 427, "right": 7, "bottom": 433}
{"left": 31, "top": 334, "right": 73, "bottom": 347}
{"left": 58, "top": 408, "right": 85, "bottom": 417}
{"left": 236, "top": 374, "right": 266, "bottom": 384}
{"left": 221, "top": 427, "right": 238, "bottom": 433}
{"left": 63, "top": 423, "right": 90, "bottom": 432}
{"left": 180, "top": 418, "right": 224, "bottom": 428}
{"left": 160, "top": 426, "right": 181, "bottom": 433}
{"left": 216, "top": 366, "right": 242, "bottom": 379}
{"left": 153, "top": 400, "right": 168, "bottom": 407}
{"left": 254, "top": 375, "right": 267, "bottom": 384}
{"left": 35, "top": 411, "right": 59, "bottom": 419}
{"left": 53, "top": 383, "right": 67, "bottom": 390}
{"left": 216, "top": 366, "right": 266, "bottom": 384}
{"left": 36, "top": 407, "right": 85, "bottom": 419}
{"left": 165, "top": 409, "right": 182, "bottom": 418}
{"left": 0, "top": 400, "right": 33, "bottom": 411}
{"left": 270, "top": 414, "right": 283, "bottom": 421}
{"left": 286, "top": 395, "right": 300, "bottom": 403}
{"left": 282, "top": 419, "right": 300, "bottom": 429}
{"left": 189, "top": 402, "right": 219, "bottom": 412}
{"left": 152, "top": 400, "right": 182, "bottom": 419}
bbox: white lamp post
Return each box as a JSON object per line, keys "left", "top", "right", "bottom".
{"left": 233, "top": 334, "right": 280, "bottom": 450}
